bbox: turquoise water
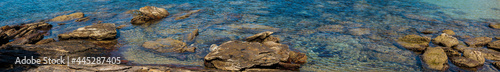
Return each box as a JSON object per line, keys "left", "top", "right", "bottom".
{"left": 1, "top": 0, "right": 500, "bottom": 71}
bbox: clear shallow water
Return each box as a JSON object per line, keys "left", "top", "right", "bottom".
{"left": 1, "top": 0, "right": 500, "bottom": 71}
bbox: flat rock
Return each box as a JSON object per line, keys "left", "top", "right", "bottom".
{"left": 422, "top": 47, "right": 448, "bottom": 70}
{"left": 58, "top": 23, "right": 117, "bottom": 40}
{"left": 450, "top": 57, "right": 483, "bottom": 68}
{"left": 142, "top": 38, "right": 195, "bottom": 53}
{"left": 35, "top": 38, "right": 55, "bottom": 45}
{"left": 442, "top": 30, "right": 455, "bottom": 36}
{"left": 175, "top": 9, "right": 201, "bottom": 20}
{"left": 348, "top": 28, "right": 370, "bottom": 35}
{"left": 489, "top": 22, "right": 500, "bottom": 29}
{"left": 432, "top": 33, "right": 459, "bottom": 47}
{"left": 245, "top": 31, "right": 279, "bottom": 43}
{"left": 396, "top": 35, "right": 431, "bottom": 51}
{"left": 316, "top": 25, "right": 344, "bottom": 32}
{"left": 139, "top": 6, "right": 170, "bottom": 19}
{"left": 50, "top": 12, "right": 85, "bottom": 22}
{"left": 463, "top": 49, "right": 485, "bottom": 64}
{"left": 465, "top": 37, "right": 492, "bottom": 47}
{"left": 487, "top": 40, "right": 500, "bottom": 50}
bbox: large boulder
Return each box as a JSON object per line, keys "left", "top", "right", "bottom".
{"left": 432, "top": 33, "right": 459, "bottom": 47}
{"left": 142, "top": 38, "right": 195, "bottom": 53}
{"left": 396, "top": 35, "right": 431, "bottom": 51}
{"left": 422, "top": 47, "right": 448, "bottom": 70}
{"left": 487, "top": 40, "right": 500, "bottom": 50}
{"left": 204, "top": 32, "right": 306, "bottom": 71}
{"left": 50, "top": 12, "right": 85, "bottom": 22}
{"left": 465, "top": 37, "right": 492, "bottom": 47}
{"left": 58, "top": 23, "right": 117, "bottom": 40}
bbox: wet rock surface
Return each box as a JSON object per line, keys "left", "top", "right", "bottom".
{"left": 316, "top": 25, "right": 344, "bottom": 32}
{"left": 204, "top": 32, "right": 306, "bottom": 71}
{"left": 35, "top": 38, "right": 55, "bottom": 45}
{"left": 442, "top": 30, "right": 455, "bottom": 36}
{"left": 58, "top": 23, "right": 117, "bottom": 40}
{"left": 494, "top": 62, "right": 500, "bottom": 69}
{"left": 50, "top": 12, "right": 85, "bottom": 22}
{"left": 489, "top": 22, "right": 500, "bottom": 29}
{"left": 396, "top": 35, "right": 430, "bottom": 51}
{"left": 463, "top": 49, "right": 485, "bottom": 64}
{"left": 131, "top": 6, "right": 170, "bottom": 25}
{"left": 487, "top": 40, "right": 500, "bottom": 50}
{"left": 348, "top": 28, "right": 370, "bottom": 36}
{"left": 432, "top": 33, "right": 459, "bottom": 47}
{"left": 142, "top": 38, "right": 195, "bottom": 53}
{"left": 27, "top": 64, "right": 201, "bottom": 72}
{"left": 422, "top": 47, "right": 448, "bottom": 70}
{"left": 465, "top": 37, "right": 492, "bottom": 47}
{"left": 450, "top": 57, "right": 482, "bottom": 68}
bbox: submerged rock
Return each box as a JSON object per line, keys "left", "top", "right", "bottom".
{"left": 488, "top": 40, "right": 500, "bottom": 50}
{"left": 450, "top": 57, "right": 483, "bottom": 68}
{"left": 175, "top": 9, "right": 201, "bottom": 20}
{"left": 316, "top": 25, "right": 344, "bottom": 32}
{"left": 422, "top": 47, "right": 448, "bottom": 70}
{"left": 58, "top": 23, "right": 117, "bottom": 40}
{"left": 226, "top": 23, "right": 279, "bottom": 33}
{"left": 348, "top": 28, "right": 370, "bottom": 35}
{"left": 50, "top": 12, "right": 85, "bottom": 22}
{"left": 489, "top": 22, "right": 500, "bottom": 29}
{"left": 465, "top": 37, "right": 492, "bottom": 47}
{"left": 396, "top": 35, "right": 431, "bottom": 51}
{"left": 204, "top": 32, "right": 306, "bottom": 71}
{"left": 432, "top": 33, "right": 459, "bottom": 47}
{"left": 142, "top": 38, "right": 195, "bottom": 53}
{"left": 442, "top": 30, "right": 455, "bottom": 36}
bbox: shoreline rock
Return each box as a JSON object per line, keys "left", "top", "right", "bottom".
{"left": 58, "top": 23, "right": 117, "bottom": 40}
{"left": 396, "top": 35, "right": 430, "bottom": 51}
{"left": 487, "top": 40, "right": 500, "bottom": 50}
{"left": 50, "top": 12, "right": 85, "bottom": 22}
{"left": 131, "top": 6, "right": 169, "bottom": 25}
{"left": 422, "top": 47, "right": 448, "bottom": 70}
{"left": 432, "top": 33, "right": 459, "bottom": 47}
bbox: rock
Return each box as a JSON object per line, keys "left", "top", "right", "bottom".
{"left": 422, "top": 47, "right": 448, "bottom": 70}
{"left": 184, "top": 29, "right": 199, "bottom": 42}
{"left": 35, "top": 38, "right": 55, "bottom": 45}
{"left": 226, "top": 23, "right": 279, "bottom": 33}
{"left": 463, "top": 49, "right": 485, "bottom": 64}
{"left": 489, "top": 22, "right": 500, "bottom": 29}
{"left": 204, "top": 41, "right": 290, "bottom": 70}
{"left": 57, "top": 23, "right": 66, "bottom": 25}
{"left": 74, "top": 17, "right": 90, "bottom": 22}
{"left": 494, "top": 61, "right": 500, "bottom": 69}
{"left": 287, "top": 51, "right": 307, "bottom": 64}
{"left": 5, "top": 22, "right": 52, "bottom": 39}
{"left": 58, "top": 23, "right": 117, "bottom": 40}
{"left": 142, "top": 38, "right": 195, "bottom": 53}
{"left": 420, "top": 29, "right": 435, "bottom": 34}
{"left": 488, "top": 40, "right": 500, "bottom": 50}
{"left": 450, "top": 57, "right": 483, "bottom": 68}
{"left": 442, "top": 30, "right": 455, "bottom": 35}
{"left": 3, "top": 40, "right": 105, "bottom": 59}
{"left": 316, "top": 25, "right": 344, "bottom": 32}
{"left": 245, "top": 31, "right": 279, "bottom": 43}
{"left": 3, "top": 33, "right": 44, "bottom": 45}
{"left": 348, "top": 28, "right": 370, "bottom": 35}
{"left": 432, "top": 33, "right": 459, "bottom": 47}
{"left": 130, "top": 15, "right": 153, "bottom": 25}
{"left": 462, "top": 48, "right": 500, "bottom": 61}
{"left": 175, "top": 9, "right": 201, "bottom": 20}
{"left": 465, "top": 37, "right": 492, "bottom": 47}
{"left": 139, "top": 6, "right": 170, "bottom": 19}
{"left": 116, "top": 25, "right": 128, "bottom": 29}
{"left": 50, "top": 12, "right": 85, "bottom": 22}
{"left": 27, "top": 64, "right": 198, "bottom": 72}
{"left": 496, "top": 37, "right": 500, "bottom": 39}
{"left": 396, "top": 35, "right": 431, "bottom": 51}
{"left": 442, "top": 47, "right": 461, "bottom": 57}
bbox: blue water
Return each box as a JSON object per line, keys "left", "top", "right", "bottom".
{"left": 1, "top": 0, "right": 500, "bottom": 71}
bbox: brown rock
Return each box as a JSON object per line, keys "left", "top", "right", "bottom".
{"left": 185, "top": 29, "right": 199, "bottom": 42}
{"left": 463, "top": 49, "right": 485, "bottom": 64}
{"left": 245, "top": 31, "right": 279, "bottom": 43}
{"left": 142, "top": 38, "right": 194, "bottom": 53}
{"left": 432, "top": 33, "right": 459, "bottom": 47}
{"left": 465, "top": 37, "right": 492, "bottom": 47}
{"left": 442, "top": 30, "right": 455, "bottom": 36}
{"left": 74, "top": 17, "right": 90, "bottom": 22}
{"left": 450, "top": 57, "right": 483, "bottom": 68}
{"left": 493, "top": 61, "right": 500, "bottom": 69}
{"left": 35, "top": 38, "right": 55, "bottom": 45}
{"left": 58, "top": 23, "right": 117, "bottom": 40}
{"left": 130, "top": 15, "right": 153, "bottom": 25}
{"left": 348, "top": 28, "right": 370, "bottom": 35}
{"left": 287, "top": 51, "right": 307, "bottom": 64}
{"left": 396, "top": 35, "right": 431, "bottom": 51}
{"left": 422, "top": 47, "right": 448, "bottom": 70}
{"left": 489, "top": 22, "right": 500, "bottom": 29}
{"left": 139, "top": 6, "right": 170, "bottom": 19}
{"left": 316, "top": 25, "right": 344, "bottom": 32}
{"left": 116, "top": 25, "right": 128, "bottom": 29}
{"left": 495, "top": 37, "right": 500, "bottom": 39}
{"left": 50, "top": 12, "right": 85, "bottom": 22}
{"left": 175, "top": 9, "right": 201, "bottom": 20}
{"left": 442, "top": 47, "right": 461, "bottom": 57}
{"left": 487, "top": 40, "right": 500, "bottom": 50}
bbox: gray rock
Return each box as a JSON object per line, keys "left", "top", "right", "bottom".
{"left": 58, "top": 23, "right": 117, "bottom": 40}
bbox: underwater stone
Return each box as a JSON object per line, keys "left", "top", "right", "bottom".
{"left": 50, "top": 12, "right": 84, "bottom": 22}
{"left": 487, "top": 40, "right": 500, "bottom": 50}
{"left": 316, "top": 25, "right": 344, "bottom": 32}
{"left": 396, "top": 35, "right": 430, "bottom": 51}
{"left": 422, "top": 47, "right": 448, "bottom": 70}
{"left": 450, "top": 56, "right": 482, "bottom": 68}
{"left": 432, "top": 33, "right": 459, "bottom": 47}
{"left": 58, "top": 23, "right": 117, "bottom": 40}
{"left": 348, "top": 28, "right": 370, "bottom": 36}
{"left": 142, "top": 38, "right": 195, "bottom": 53}
{"left": 465, "top": 37, "right": 492, "bottom": 47}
